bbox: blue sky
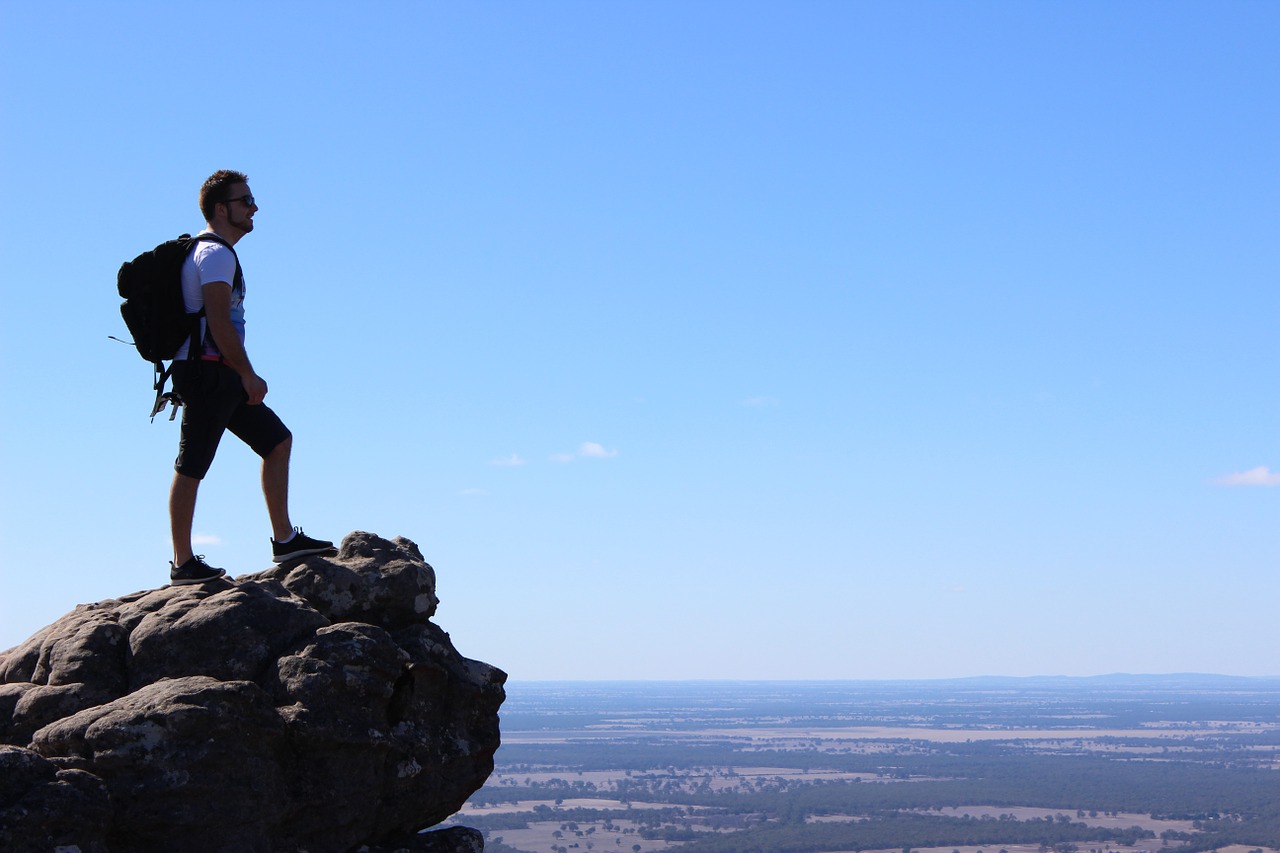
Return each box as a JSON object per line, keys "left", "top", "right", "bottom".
{"left": 2, "top": 2, "right": 1277, "bottom": 680}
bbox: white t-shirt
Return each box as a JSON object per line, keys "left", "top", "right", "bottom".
{"left": 175, "top": 233, "right": 246, "bottom": 360}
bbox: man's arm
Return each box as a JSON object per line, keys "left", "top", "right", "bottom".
{"left": 202, "top": 281, "right": 268, "bottom": 405}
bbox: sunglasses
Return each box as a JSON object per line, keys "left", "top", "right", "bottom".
{"left": 222, "top": 194, "right": 256, "bottom": 207}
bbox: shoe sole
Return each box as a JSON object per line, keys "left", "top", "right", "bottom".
{"left": 271, "top": 545, "right": 336, "bottom": 564}
{"left": 170, "top": 570, "right": 227, "bottom": 586}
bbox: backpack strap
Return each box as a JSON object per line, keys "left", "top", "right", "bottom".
{"left": 151, "top": 362, "right": 181, "bottom": 422}
{"left": 189, "top": 232, "right": 244, "bottom": 359}
{"left": 192, "top": 232, "right": 243, "bottom": 291}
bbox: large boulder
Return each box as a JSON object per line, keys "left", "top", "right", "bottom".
{"left": 0, "top": 532, "right": 504, "bottom": 853}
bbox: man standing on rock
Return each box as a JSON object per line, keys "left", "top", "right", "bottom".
{"left": 167, "top": 169, "right": 333, "bottom": 585}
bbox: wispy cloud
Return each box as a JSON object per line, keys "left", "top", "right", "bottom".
{"left": 459, "top": 487, "right": 489, "bottom": 497}
{"left": 489, "top": 453, "right": 526, "bottom": 467}
{"left": 1214, "top": 466, "right": 1280, "bottom": 487}
{"left": 579, "top": 441, "right": 618, "bottom": 459}
{"left": 193, "top": 533, "right": 223, "bottom": 546}
{"left": 741, "top": 396, "right": 780, "bottom": 408}
{"left": 552, "top": 441, "right": 619, "bottom": 462}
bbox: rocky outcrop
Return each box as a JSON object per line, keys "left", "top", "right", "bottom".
{"left": 0, "top": 532, "right": 504, "bottom": 853}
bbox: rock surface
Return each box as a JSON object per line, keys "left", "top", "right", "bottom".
{"left": 0, "top": 532, "right": 504, "bottom": 853}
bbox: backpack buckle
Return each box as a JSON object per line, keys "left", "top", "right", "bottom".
{"left": 151, "top": 391, "right": 184, "bottom": 422}
{"left": 150, "top": 362, "right": 184, "bottom": 422}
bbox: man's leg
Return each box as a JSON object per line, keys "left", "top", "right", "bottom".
{"left": 170, "top": 472, "right": 201, "bottom": 566}
{"left": 169, "top": 361, "right": 232, "bottom": 576}
{"left": 168, "top": 471, "right": 225, "bottom": 584}
{"left": 235, "top": 406, "right": 331, "bottom": 561}
{"left": 262, "top": 434, "right": 293, "bottom": 543}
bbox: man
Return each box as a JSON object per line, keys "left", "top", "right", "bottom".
{"left": 167, "top": 169, "right": 332, "bottom": 585}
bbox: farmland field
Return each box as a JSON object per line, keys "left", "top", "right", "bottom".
{"left": 444, "top": 676, "right": 1280, "bottom": 853}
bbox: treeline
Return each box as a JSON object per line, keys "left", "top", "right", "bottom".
{"left": 480, "top": 842, "right": 532, "bottom": 853}
{"left": 462, "top": 804, "right": 692, "bottom": 832}
{"left": 1169, "top": 812, "right": 1280, "bottom": 852}
{"left": 467, "top": 755, "right": 1280, "bottom": 851}
{"left": 496, "top": 736, "right": 1278, "bottom": 780}
{"left": 460, "top": 802, "right": 1157, "bottom": 853}
{"left": 656, "top": 759, "right": 1280, "bottom": 817}
{"left": 667, "top": 812, "right": 1153, "bottom": 853}
{"left": 482, "top": 750, "right": 1280, "bottom": 818}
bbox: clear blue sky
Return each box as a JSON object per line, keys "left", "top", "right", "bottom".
{"left": 2, "top": 2, "right": 1277, "bottom": 680}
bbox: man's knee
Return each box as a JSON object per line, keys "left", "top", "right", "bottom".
{"left": 267, "top": 433, "right": 292, "bottom": 460}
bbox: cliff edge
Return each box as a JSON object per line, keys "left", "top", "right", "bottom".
{"left": 0, "top": 531, "right": 505, "bottom": 853}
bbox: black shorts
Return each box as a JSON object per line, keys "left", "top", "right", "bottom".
{"left": 172, "top": 361, "right": 292, "bottom": 480}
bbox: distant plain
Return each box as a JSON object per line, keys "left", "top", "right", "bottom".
{"left": 453, "top": 678, "right": 1280, "bottom": 853}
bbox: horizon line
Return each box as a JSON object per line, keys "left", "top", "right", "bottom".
{"left": 506, "top": 672, "right": 1280, "bottom": 684}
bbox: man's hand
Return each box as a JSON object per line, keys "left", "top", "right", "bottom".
{"left": 241, "top": 372, "right": 268, "bottom": 405}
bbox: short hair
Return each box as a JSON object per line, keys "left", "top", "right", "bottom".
{"left": 199, "top": 170, "right": 250, "bottom": 222}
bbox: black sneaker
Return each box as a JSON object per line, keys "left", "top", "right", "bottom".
{"left": 271, "top": 527, "right": 335, "bottom": 563}
{"left": 170, "top": 555, "right": 227, "bottom": 585}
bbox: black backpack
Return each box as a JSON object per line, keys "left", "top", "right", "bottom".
{"left": 115, "top": 232, "right": 235, "bottom": 420}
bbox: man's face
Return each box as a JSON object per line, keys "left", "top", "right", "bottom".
{"left": 221, "top": 182, "right": 258, "bottom": 235}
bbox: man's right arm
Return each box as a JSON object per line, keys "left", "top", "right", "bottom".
{"left": 202, "top": 281, "right": 268, "bottom": 405}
